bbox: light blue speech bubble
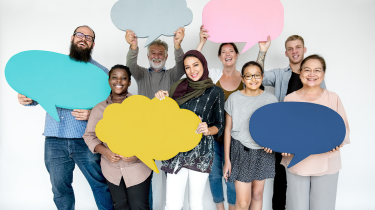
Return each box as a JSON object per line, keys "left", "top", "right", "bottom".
{"left": 5, "top": 50, "right": 111, "bottom": 121}
{"left": 111, "top": 0, "right": 193, "bottom": 47}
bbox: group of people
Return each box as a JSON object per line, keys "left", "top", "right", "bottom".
{"left": 17, "top": 24, "right": 350, "bottom": 210}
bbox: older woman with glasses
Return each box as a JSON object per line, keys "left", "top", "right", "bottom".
{"left": 280, "top": 54, "right": 350, "bottom": 210}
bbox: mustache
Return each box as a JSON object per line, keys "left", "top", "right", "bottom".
{"left": 152, "top": 58, "right": 162, "bottom": 62}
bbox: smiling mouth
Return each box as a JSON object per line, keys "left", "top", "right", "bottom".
{"left": 225, "top": 58, "right": 232, "bottom": 61}
{"left": 191, "top": 73, "right": 198, "bottom": 78}
{"left": 78, "top": 42, "right": 86, "bottom": 47}
{"left": 307, "top": 78, "right": 317, "bottom": 81}
{"left": 114, "top": 85, "right": 124, "bottom": 88}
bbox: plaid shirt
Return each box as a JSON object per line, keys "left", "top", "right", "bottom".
{"left": 27, "top": 58, "right": 109, "bottom": 138}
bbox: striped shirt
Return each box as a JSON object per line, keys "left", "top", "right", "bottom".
{"left": 27, "top": 58, "right": 109, "bottom": 138}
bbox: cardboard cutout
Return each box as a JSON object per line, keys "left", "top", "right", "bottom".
{"left": 95, "top": 95, "right": 202, "bottom": 173}
{"left": 111, "top": 0, "right": 193, "bottom": 47}
{"left": 249, "top": 102, "right": 346, "bottom": 168}
{"left": 202, "top": 0, "right": 284, "bottom": 53}
{"left": 5, "top": 50, "right": 110, "bottom": 121}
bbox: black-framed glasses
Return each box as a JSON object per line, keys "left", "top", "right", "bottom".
{"left": 243, "top": 74, "right": 262, "bottom": 80}
{"left": 73, "top": 32, "right": 94, "bottom": 42}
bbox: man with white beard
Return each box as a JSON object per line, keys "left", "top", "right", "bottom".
{"left": 125, "top": 28, "right": 185, "bottom": 99}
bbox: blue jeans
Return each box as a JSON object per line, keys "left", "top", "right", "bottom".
{"left": 209, "top": 140, "right": 236, "bottom": 206}
{"left": 149, "top": 172, "right": 153, "bottom": 210}
{"left": 44, "top": 137, "right": 114, "bottom": 210}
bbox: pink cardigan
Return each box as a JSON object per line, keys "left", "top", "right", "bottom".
{"left": 281, "top": 90, "right": 350, "bottom": 176}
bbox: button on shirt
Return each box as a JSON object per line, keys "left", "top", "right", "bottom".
{"left": 27, "top": 58, "right": 109, "bottom": 138}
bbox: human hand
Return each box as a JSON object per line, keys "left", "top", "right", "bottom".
{"left": 119, "top": 155, "right": 138, "bottom": 162}
{"left": 259, "top": 36, "right": 271, "bottom": 52}
{"left": 262, "top": 147, "right": 273, "bottom": 153}
{"left": 125, "top": 30, "right": 138, "bottom": 50}
{"left": 18, "top": 94, "right": 32, "bottom": 105}
{"left": 174, "top": 27, "right": 185, "bottom": 49}
{"left": 102, "top": 148, "right": 121, "bottom": 163}
{"left": 196, "top": 116, "right": 210, "bottom": 136}
{"left": 199, "top": 25, "right": 210, "bottom": 44}
{"left": 329, "top": 143, "right": 343, "bottom": 153}
{"left": 223, "top": 161, "right": 232, "bottom": 182}
{"left": 71, "top": 109, "right": 91, "bottom": 120}
{"left": 155, "top": 90, "right": 169, "bottom": 100}
{"left": 281, "top": 153, "right": 292, "bottom": 157}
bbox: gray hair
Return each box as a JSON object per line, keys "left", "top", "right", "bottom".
{"left": 147, "top": 39, "right": 168, "bottom": 55}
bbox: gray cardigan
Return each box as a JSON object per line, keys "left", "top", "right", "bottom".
{"left": 263, "top": 66, "right": 326, "bottom": 102}
{"left": 126, "top": 47, "right": 185, "bottom": 99}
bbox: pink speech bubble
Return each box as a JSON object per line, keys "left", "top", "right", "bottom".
{"left": 202, "top": 0, "right": 284, "bottom": 53}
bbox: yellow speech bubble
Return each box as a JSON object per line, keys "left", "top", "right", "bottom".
{"left": 95, "top": 95, "right": 202, "bottom": 173}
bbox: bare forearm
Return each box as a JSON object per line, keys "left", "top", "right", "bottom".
{"left": 196, "top": 42, "right": 205, "bottom": 52}
{"left": 208, "top": 126, "right": 219, "bottom": 136}
{"left": 256, "top": 50, "right": 267, "bottom": 70}
{"left": 94, "top": 144, "right": 106, "bottom": 155}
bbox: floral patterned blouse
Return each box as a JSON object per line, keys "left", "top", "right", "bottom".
{"left": 161, "top": 85, "right": 225, "bottom": 174}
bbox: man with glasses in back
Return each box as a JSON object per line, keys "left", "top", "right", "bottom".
{"left": 17, "top": 25, "right": 113, "bottom": 210}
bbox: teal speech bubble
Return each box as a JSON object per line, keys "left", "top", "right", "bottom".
{"left": 5, "top": 50, "right": 110, "bottom": 121}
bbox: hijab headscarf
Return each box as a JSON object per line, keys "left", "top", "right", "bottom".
{"left": 169, "top": 50, "right": 214, "bottom": 105}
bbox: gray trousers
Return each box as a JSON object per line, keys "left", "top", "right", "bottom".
{"left": 285, "top": 170, "right": 339, "bottom": 210}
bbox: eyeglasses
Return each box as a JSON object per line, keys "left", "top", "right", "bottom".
{"left": 301, "top": 69, "right": 324, "bottom": 74}
{"left": 243, "top": 74, "right": 262, "bottom": 80}
{"left": 73, "top": 32, "right": 94, "bottom": 42}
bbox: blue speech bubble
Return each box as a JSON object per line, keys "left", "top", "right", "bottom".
{"left": 5, "top": 50, "right": 110, "bottom": 121}
{"left": 110, "top": 0, "right": 193, "bottom": 47}
{"left": 249, "top": 102, "right": 346, "bottom": 168}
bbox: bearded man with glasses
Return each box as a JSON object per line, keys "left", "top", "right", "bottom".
{"left": 17, "top": 25, "right": 114, "bottom": 210}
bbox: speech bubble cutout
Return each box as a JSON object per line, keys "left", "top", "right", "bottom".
{"left": 111, "top": 0, "right": 193, "bottom": 47}
{"left": 95, "top": 95, "right": 202, "bottom": 173}
{"left": 202, "top": 0, "right": 284, "bottom": 53}
{"left": 5, "top": 50, "right": 111, "bottom": 121}
{"left": 249, "top": 102, "right": 346, "bottom": 168}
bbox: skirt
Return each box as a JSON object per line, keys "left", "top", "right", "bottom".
{"left": 228, "top": 138, "right": 275, "bottom": 183}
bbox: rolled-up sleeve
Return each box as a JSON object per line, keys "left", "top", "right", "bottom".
{"left": 211, "top": 87, "right": 225, "bottom": 139}
{"left": 83, "top": 106, "right": 104, "bottom": 154}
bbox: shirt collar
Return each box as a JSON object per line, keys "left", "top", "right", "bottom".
{"left": 106, "top": 92, "right": 132, "bottom": 105}
{"left": 285, "top": 65, "right": 291, "bottom": 72}
{"left": 148, "top": 67, "right": 166, "bottom": 73}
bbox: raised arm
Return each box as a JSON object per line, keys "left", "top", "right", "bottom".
{"left": 169, "top": 27, "right": 186, "bottom": 82}
{"left": 256, "top": 36, "right": 271, "bottom": 70}
{"left": 125, "top": 30, "right": 146, "bottom": 81}
{"left": 196, "top": 25, "right": 210, "bottom": 52}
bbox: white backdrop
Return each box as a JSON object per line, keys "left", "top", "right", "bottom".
{"left": 1, "top": 0, "right": 374, "bottom": 209}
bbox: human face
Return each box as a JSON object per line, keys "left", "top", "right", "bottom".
{"left": 71, "top": 26, "right": 95, "bottom": 50}
{"left": 219, "top": 44, "right": 238, "bottom": 67}
{"left": 148, "top": 44, "right": 168, "bottom": 71}
{"left": 108, "top": 68, "right": 131, "bottom": 95}
{"left": 242, "top": 65, "right": 263, "bottom": 90}
{"left": 285, "top": 40, "right": 306, "bottom": 64}
{"left": 300, "top": 59, "right": 325, "bottom": 88}
{"left": 184, "top": 56, "right": 204, "bottom": 81}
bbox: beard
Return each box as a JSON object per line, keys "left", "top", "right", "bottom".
{"left": 149, "top": 58, "right": 166, "bottom": 71}
{"left": 69, "top": 40, "right": 93, "bottom": 62}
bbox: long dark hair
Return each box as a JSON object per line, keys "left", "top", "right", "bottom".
{"left": 241, "top": 61, "right": 265, "bottom": 90}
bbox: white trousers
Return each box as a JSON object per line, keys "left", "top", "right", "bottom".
{"left": 165, "top": 167, "right": 209, "bottom": 210}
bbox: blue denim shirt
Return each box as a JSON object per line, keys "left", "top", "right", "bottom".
{"left": 27, "top": 58, "right": 109, "bottom": 138}
{"left": 263, "top": 66, "right": 326, "bottom": 102}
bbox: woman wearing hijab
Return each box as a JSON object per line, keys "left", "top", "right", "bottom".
{"left": 155, "top": 50, "right": 225, "bottom": 210}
